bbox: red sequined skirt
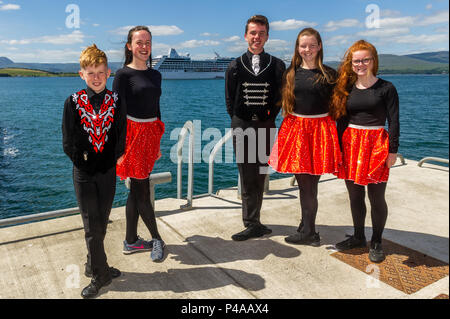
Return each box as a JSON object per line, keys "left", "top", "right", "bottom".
{"left": 116, "top": 118, "right": 165, "bottom": 180}
{"left": 268, "top": 113, "right": 341, "bottom": 175}
{"left": 335, "top": 126, "right": 390, "bottom": 185}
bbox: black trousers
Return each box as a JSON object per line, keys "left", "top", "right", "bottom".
{"left": 73, "top": 166, "right": 116, "bottom": 279}
{"left": 232, "top": 115, "right": 275, "bottom": 227}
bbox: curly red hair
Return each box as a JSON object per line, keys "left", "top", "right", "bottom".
{"left": 330, "top": 40, "right": 379, "bottom": 120}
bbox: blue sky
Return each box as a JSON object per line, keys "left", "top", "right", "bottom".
{"left": 0, "top": 0, "right": 448, "bottom": 63}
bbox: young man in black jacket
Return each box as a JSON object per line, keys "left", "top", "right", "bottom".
{"left": 62, "top": 44, "right": 126, "bottom": 298}
{"left": 225, "top": 15, "right": 286, "bottom": 241}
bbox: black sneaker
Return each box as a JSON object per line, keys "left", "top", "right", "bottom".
{"left": 285, "top": 231, "right": 320, "bottom": 246}
{"left": 231, "top": 224, "right": 271, "bottom": 241}
{"left": 335, "top": 235, "right": 367, "bottom": 251}
{"left": 369, "top": 242, "right": 385, "bottom": 263}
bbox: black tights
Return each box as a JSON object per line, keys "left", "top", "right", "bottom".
{"left": 345, "top": 180, "right": 388, "bottom": 244}
{"left": 295, "top": 174, "right": 321, "bottom": 235}
{"left": 125, "top": 177, "right": 161, "bottom": 244}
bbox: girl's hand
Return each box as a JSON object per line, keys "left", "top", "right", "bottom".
{"left": 386, "top": 153, "right": 397, "bottom": 168}
{"left": 117, "top": 155, "right": 124, "bottom": 165}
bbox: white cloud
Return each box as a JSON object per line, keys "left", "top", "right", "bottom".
{"left": 226, "top": 41, "right": 248, "bottom": 53}
{"left": 111, "top": 25, "right": 184, "bottom": 36}
{"left": 426, "top": 4, "right": 433, "bottom": 10}
{"left": 200, "top": 32, "right": 219, "bottom": 37}
{"left": 417, "top": 10, "right": 449, "bottom": 26}
{"left": 0, "top": 30, "right": 85, "bottom": 45}
{"left": 323, "top": 34, "right": 354, "bottom": 47}
{"left": 265, "top": 39, "right": 291, "bottom": 52}
{"left": 0, "top": 3, "right": 20, "bottom": 11}
{"left": 150, "top": 25, "right": 184, "bottom": 36}
{"left": 392, "top": 33, "right": 449, "bottom": 44}
{"left": 357, "top": 27, "right": 410, "bottom": 38}
{"left": 223, "top": 35, "right": 240, "bottom": 42}
{"left": 178, "top": 39, "right": 220, "bottom": 48}
{"left": 7, "top": 49, "right": 81, "bottom": 63}
{"left": 271, "top": 19, "right": 317, "bottom": 31}
{"left": 324, "top": 19, "right": 360, "bottom": 32}
{"left": 379, "top": 16, "right": 416, "bottom": 28}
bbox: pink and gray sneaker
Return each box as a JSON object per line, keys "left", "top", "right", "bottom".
{"left": 123, "top": 236, "right": 153, "bottom": 254}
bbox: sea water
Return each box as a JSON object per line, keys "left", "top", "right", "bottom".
{"left": 0, "top": 75, "right": 448, "bottom": 219}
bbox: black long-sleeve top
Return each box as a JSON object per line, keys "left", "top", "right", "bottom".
{"left": 293, "top": 66, "right": 337, "bottom": 115}
{"left": 62, "top": 87, "right": 127, "bottom": 174}
{"left": 113, "top": 66, "right": 162, "bottom": 119}
{"left": 225, "top": 50, "right": 285, "bottom": 121}
{"left": 337, "top": 78, "right": 400, "bottom": 153}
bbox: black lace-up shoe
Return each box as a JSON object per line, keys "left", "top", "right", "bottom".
{"left": 335, "top": 235, "right": 367, "bottom": 251}
{"left": 231, "top": 224, "right": 272, "bottom": 241}
{"left": 85, "top": 265, "right": 121, "bottom": 279}
{"left": 285, "top": 231, "right": 320, "bottom": 246}
{"left": 81, "top": 275, "right": 112, "bottom": 299}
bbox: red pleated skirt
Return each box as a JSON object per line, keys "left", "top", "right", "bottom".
{"left": 116, "top": 118, "right": 165, "bottom": 180}
{"left": 268, "top": 114, "right": 341, "bottom": 175}
{"left": 335, "top": 126, "right": 390, "bottom": 185}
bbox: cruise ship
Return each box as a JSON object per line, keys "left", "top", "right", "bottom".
{"left": 151, "top": 48, "right": 233, "bottom": 80}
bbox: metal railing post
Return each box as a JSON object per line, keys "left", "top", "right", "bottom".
{"left": 208, "top": 129, "right": 233, "bottom": 194}
{"left": 177, "top": 121, "right": 195, "bottom": 209}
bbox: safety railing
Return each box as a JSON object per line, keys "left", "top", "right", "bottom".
{"left": 208, "top": 129, "right": 232, "bottom": 194}
{"left": 418, "top": 156, "right": 449, "bottom": 167}
{"left": 125, "top": 172, "right": 172, "bottom": 209}
{"left": 1, "top": 172, "right": 173, "bottom": 228}
{"left": 177, "top": 121, "right": 195, "bottom": 209}
{"left": 208, "top": 128, "right": 269, "bottom": 198}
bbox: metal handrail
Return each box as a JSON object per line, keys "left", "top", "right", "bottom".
{"left": 1, "top": 172, "right": 173, "bottom": 228}
{"left": 125, "top": 172, "right": 172, "bottom": 208}
{"left": 208, "top": 129, "right": 232, "bottom": 194}
{"left": 177, "top": 121, "right": 195, "bottom": 209}
{"left": 0, "top": 207, "right": 79, "bottom": 228}
{"left": 418, "top": 157, "right": 449, "bottom": 167}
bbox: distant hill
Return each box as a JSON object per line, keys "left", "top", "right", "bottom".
{"left": 325, "top": 51, "right": 448, "bottom": 74}
{"left": 0, "top": 59, "right": 123, "bottom": 73}
{"left": 0, "top": 57, "right": 14, "bottom": 67}
{"left": 1, "top": 51, "right": 449, "bottom": 75}
{"left": 404, "top": 51, "right": 448, "bottom": 64}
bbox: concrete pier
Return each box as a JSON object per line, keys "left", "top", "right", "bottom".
{"left": 0, "top": 158, "right": 448, "bottom": 299}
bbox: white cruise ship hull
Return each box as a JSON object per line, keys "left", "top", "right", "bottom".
{"left": 160, "top": 70, "right": 225, "bottom": 80}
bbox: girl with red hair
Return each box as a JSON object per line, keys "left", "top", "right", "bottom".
{"left": 268, "top": 28, "right": 341, "bottom": 246}
{"left": 330, "top": 40, "right": 400, "bottom": 262}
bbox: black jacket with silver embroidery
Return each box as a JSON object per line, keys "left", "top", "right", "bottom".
{"left": 225, "top": 50, "right": 285, "bottom": 122}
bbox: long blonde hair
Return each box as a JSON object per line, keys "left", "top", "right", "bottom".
{"left": 330, "top": 40, "right": 379, "bottom": 120}
{"left": 281, "top": 28, "right": 335, "bottom": 116}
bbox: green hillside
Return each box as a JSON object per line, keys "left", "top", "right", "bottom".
{"left": 378, "top": 54, "right": 448, "bottom": 74}
{"left": 0, "top": 68, "right": 78, "bottom": 77}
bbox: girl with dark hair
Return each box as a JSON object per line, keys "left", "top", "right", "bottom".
{"left": 330, "top": 40, "right": 400, "bottom": 263}
{"left": 113, "top": 26, "right": 166, "bottom": 262}
{"left": 268, "top": 28, "right": 340, "bottom": 246}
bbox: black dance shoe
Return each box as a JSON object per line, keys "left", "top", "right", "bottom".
{"left": 369, "top": 242, "right": 385, "bottom": 263}
{"left": 335, "top": 235, "right": 367, "bottom": 251}
{"left": 81, "top": 276, "right": 112, "bottom": 299}
{"left": 285, "top": 231, "right": 320, "bottom": 246}
{"left": 85, "top": 264, "right": 121, "bottom": 279}
{"left": 231, "top": 224, "right": 272, "bottom": 241}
